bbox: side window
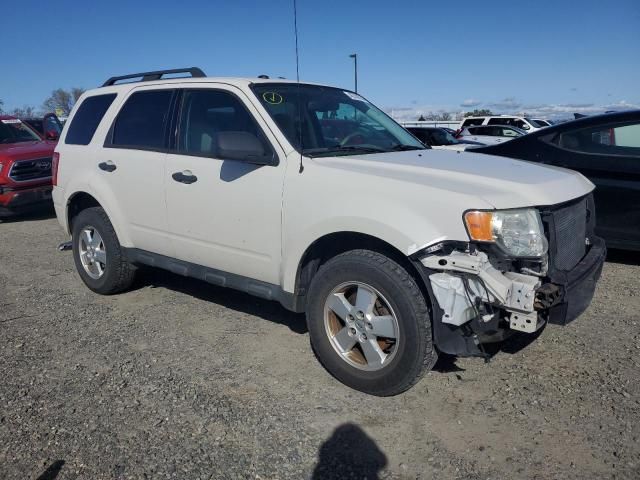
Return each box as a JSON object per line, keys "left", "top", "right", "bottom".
{"left": 110, "top": 90, "right": 173, "bottom": 149}
{"left": 44, "top": 115, "right": 62, "bottom": 135}
{"left": 513, "top": 119, "right": 529, "bottom": 130}
{"left": 502, "top": 127, "right": 519, "bottom": 137}
{"left": 65, "top": 94, "right": 117, "bottom": 145}
{"left": 488, "top": 118, "right": 510, "bottom": 126}
{"left": 408, "top": 129, "right": 427, "bottom": 143}
{"left": 462, "top": 118, "right": 484, "bottom": 127}
{"left": 554, "top": 121, "right": 640, "bottom": 156}
{"left": 177, "top": 89, "right": 274, "bottom": 162}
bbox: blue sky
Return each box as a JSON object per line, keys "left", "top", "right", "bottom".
{"left": 2, "top": 0, "right": 639, "bottom": 119}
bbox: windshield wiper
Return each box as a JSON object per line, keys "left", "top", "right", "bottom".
{"left": 388, "top": 144, "right": 427, "bottom": 151}
{"left": 303, "top": 145, "right": 387, "bottom": 157}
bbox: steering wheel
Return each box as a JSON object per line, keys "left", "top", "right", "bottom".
{"left": 340, "top": 128, "right": 372, "bottom": 147}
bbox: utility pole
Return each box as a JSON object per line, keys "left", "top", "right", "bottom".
{"left": 349, "top": 53, "right": 358, "bottom": 93}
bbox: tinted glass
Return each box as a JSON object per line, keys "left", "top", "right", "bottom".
{"left": 177, "top": 89, "right": 273, "bottom": 159}
{"left": 65, "top": 94, "right": 116, "bottom": 145}
{"left": 0, "top": 118, "right": 42, "bottom": 144}
{"left": 462, "top": 118, "right": 485, "bottom": 126}
{"left": 25, "top": 119, "right": 44, "bottom": 135}
{"left": 44, "top": 115, "right": 62, "bottom": 135}
{"left": 555, "top": 120, "right": 640, "bottom": 156}
{"left": 252, "top": 84, "right": 424, "bottom": 156}
{"left": 111, "top": 90, "right": 173, "bottom": 149}
{"left": 407, "top": 128, "right": 429, "bottom": 143}
{"left": 487, "top": 117, "right": 513, "bottom": 126}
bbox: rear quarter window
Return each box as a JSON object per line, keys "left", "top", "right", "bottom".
{"left": 65, "top": 94, "right": 117, "bottom": 145}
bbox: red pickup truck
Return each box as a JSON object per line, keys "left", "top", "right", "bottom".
{"left": 0, "top": 115, "right": 56, "bottom": 217}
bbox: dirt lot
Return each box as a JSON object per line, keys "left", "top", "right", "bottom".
{"left": 1, "top": 212, "right": 639, "bottom": 480}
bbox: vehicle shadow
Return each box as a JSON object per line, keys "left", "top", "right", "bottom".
{"left": 0, "top": 206, "right": 55, "bottom": 223}
{"left": 133, "top": 267, "right": 307, "bottom": 334}
{"left": 311, "top": 423, "right": 387, "bottom": 479}
{"left": 606, "top": 248, "right": 640, "bottom": 266}
{"left": 433, "top": 353, "right": 466, "bottom": 373}
{"left": 35, "top": 460, "right": 65, "bottom": 480}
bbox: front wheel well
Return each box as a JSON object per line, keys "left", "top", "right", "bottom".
{"left": 67, "top": 192, "right": 101, "bottom": 231}
{"left": 294, "top": 232, "right": 429, "bottom": 304}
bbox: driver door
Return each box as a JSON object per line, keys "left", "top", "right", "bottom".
{"left": 165, "top": 86, "right": 286, "bottom": 284}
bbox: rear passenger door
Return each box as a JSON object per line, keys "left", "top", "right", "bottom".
{"left": 99, "top": 87, "right": 176, "bottom": 256}
{"left": 164, "top": 86, "right": 285, "bottom": 285}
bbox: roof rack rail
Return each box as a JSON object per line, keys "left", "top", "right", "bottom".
{"left": 102, "top": 67, "right": 206, "bottom": 87}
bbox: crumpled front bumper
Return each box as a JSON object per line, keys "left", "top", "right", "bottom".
{"left": 546, "top": 236, "right": 606, "bottom": 325}
{"left": 413, "top": 236, "right": 606, "bottom": 357}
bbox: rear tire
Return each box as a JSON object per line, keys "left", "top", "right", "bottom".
{"left": 306, "top": 249, "right": 437, "bottom": 396}
{"left": 72, "top": 207, "right": 136, "bottom": 294}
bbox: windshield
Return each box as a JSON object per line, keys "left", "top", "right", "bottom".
{"left": 251, "top": 84, "right": 425, "bottom": 157}
{"left": 429, "top": 128, "right": 459, "bottom": 146}
{"left": 526, "top": 118, "right": 546, "bottom": 128}
{"left": 0, "top": 118, "right": 41, "bottom": 144}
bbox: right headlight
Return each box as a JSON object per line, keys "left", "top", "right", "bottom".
{"left": 464, "top": 208, "right": 548, "bottom": 257}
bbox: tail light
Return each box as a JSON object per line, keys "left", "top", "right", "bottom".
{"left": 52, "top": 152, "right": 60, "bottom": 186}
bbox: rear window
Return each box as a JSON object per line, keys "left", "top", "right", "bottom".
{"left": 65, "top": 94, "right": 117, "bottom": 145}
{"left": 110, "top": 90, "right": 173, "bottom": 150}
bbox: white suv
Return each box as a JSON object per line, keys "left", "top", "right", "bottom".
{"left": 459, "top": 115, "right": 546, "bottom": 132}
{"left": 53, "top": 68, "right": 606, "bottom": 396}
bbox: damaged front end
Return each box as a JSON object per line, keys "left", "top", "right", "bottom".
{"left": 412, "top": 194, "right": 605, "bottom": 359}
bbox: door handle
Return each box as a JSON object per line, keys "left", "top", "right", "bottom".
{"left": 172, "top": 170, "right": 198, "bottom": 184}
{"left": 98, "top": 161, "right": 117, "bottom": 172}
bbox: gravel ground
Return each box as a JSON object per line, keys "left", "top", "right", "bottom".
{"left": 1, "top": 212, "right": 639, "bottom": 480}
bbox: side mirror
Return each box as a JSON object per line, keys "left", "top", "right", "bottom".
{"left": 45, "top": 130, "right": 59, "bottom": 141}
{"left": 216, "top": 131, "right": 276, "bottom": 166}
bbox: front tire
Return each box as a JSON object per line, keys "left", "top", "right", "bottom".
{"left": 72, "top": 207, "right": 136, "bottom": 294}
{"left": 306, "top": 249, "right": 437, "bottom": 396}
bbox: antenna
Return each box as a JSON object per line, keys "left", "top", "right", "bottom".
{"left": 293, "top": 0, "right": 304, "bottom": 173}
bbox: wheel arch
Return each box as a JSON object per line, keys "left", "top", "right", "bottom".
{"left": 65, "top": 190, "right": 132, "bottom": 246}
{"left": 292, "top": 231, "right": 430, "bottom": 308}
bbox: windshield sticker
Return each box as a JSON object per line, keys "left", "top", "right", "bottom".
{"left": 1, "top": 119, "right": 22, "bottom": 124}
{"left": 262, "top": 92, "right": 283, "bottom": 105}
{"left": 344, "top": 91, "right": 365, "bottom": 102}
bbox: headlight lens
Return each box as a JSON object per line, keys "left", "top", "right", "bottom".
{"left": 464, "top": 208, "right": 548, "bottom": 257}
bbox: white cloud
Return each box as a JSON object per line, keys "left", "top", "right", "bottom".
{"left": 460, "top": 99, "right": 481, "bottom": 107}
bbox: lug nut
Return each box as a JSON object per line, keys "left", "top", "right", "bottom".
{"left": 356, "top": 310, "right": 364, "bottom": 319}
{"left": 348, "top": 327, "right": 356, "bottom": 336}
{"left": 359, "top": 334, "right": 367, "bottom": 342}
{"left": 366, "top": 322, "right": 373, "bottom": 330}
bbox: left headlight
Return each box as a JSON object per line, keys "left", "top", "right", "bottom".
{"left": 464, "top": 208, "right": 548, "bottom": 257}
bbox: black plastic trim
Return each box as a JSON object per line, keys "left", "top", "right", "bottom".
{"left": 102, "top": 67, "right": 206, "bottom": 87}
{"left": 122, "top": 248, "right": 304, "bottom": 313}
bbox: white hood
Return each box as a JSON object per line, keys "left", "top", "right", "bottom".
{"left": 317, "top": 149, "right": 594, "bottom": 210}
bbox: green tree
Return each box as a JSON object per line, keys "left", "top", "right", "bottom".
{"left": 464, "top": 109, "right": 493, "bottom": 117}
{"left": 43, "top": 87, "right": 86, "bottom": 116}
{"left": 0, "top": 98, "right": 4, "bottom": 114}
